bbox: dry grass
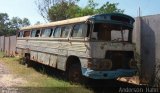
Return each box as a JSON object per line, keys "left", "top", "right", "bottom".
{"left": 0, "top": 52, "right": 93, "bottom": 93}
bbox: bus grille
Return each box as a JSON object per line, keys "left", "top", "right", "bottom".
{"left": 105, "top": 51, "right": 134, "bottom": 70}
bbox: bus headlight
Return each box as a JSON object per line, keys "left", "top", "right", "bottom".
{"left": 88, "top": 59, "right": 112, "bottom": 70}
{"left": 129, "top": 59, "right": 137, "bottom": 69}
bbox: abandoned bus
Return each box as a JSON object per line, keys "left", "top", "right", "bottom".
{"left": 16, "top": 13, "right": 137, "bottom": 82}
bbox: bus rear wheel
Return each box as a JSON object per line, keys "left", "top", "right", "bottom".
{"left": 67, "top": 63, "right": 82, "bottom": 83}
{"left": 24, "top": 55, "right": 31, "bottom": 67}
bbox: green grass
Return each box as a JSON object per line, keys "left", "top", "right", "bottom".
{"left": 0, "top": 52, "right": 93, "bottom": 93}
{"left": 0, "top": 51, "right": 4, "bottom": 57}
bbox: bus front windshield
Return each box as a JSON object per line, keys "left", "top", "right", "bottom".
{"left": 92, "top": 23, "right": 132, "bottom": 42}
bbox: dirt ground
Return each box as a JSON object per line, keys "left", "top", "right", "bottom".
{"left": 0, "top": 62, "right": 27, "bottom": 93}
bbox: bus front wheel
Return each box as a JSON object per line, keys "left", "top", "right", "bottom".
{"left": 67, "top": 63, "right": 82, "bottom": 83}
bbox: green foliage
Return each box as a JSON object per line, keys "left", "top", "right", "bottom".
{"left": 78, "top": 0, "right": 98, "bottom": 16}
{"left": 37, "top": 0, "right": 124, "bottom": 22}
{"left": 48, "top": 0, "right": 81, "bottom": 21}
{"left": 97, "top": 2, "right": 124, "bottom": 14}
{"left": 10, "top": 17, "right": 30, "bottom": 30}
{"left": 0, "top": 13, "right": 10, "bottom": 35}
{"left": 0, "top": 13, "right": 30, "bottom": 36}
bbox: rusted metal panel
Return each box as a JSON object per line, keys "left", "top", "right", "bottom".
{"left": 16, "top": 39, "right": 28, "bottom": 56}
{"left": 57, "top": 56, "right": 67, "bottom": 71}
{"left": 9, "top": 36, "right": 17, "bottom": 56}
{"left": 49, "top": 55, "right": 57, "bottom": 68}
{"left": 37, "top": 52, "right": 50, "bottom": 65}
{"left": 0, "top": 36, "right": 5, "bottom": 51}
{"left": 30, "top": 51, "right": 38, "bottom": 61}
{"left": 4, "top": 37, "right": 10, "bottom": 56}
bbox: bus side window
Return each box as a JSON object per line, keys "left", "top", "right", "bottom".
{"left": 53, "top": 27, "right": 61, "bottom": 38}
{"left": 41, "top": 28, "right": 53, "bottom": 37}
{"left": 18, "top": 31, "right": 23, "bottom": 37}
{"left": 72, "top": 24, "right": 86, "bottom": 38}
{"left": 35, "top": 30, "right": 40, "bottom": 37}
{"left": 41, "top": 29, "right": 45, "bottom": 37}
{"left": 61, "top": 25, "right": 72, "bottom": 38}
{"left": 31, "top": 29, "right": 40, "bottom": 37}
{"left": 23, "top": 31, "right": 30, "bottom": 37}
{"left": 31, "top": 30, "right": 36, "bottom": 37}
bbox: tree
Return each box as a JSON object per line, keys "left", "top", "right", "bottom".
{"left": 10, "top": 17, "right": 22, "bottom": 29}
{"left": 35, "top": 0, "right": 56, "bottom": 22}
{"left": 9, "top": 17, "right": 30, "bottom": 35}
{"left": 0, "top": 13, "right": 30, "bottom": 36}
{"left": 97, "top": 2, "right": 124, "bottom": 14}
{"left": 22, "top": 18, "right": 30, "bottom": 27}
{"left": 0, "top": 13, "right": 10, "bottom": 35}
{"left": 10, "top": 17, "right": 30, "bottom": 28}
{"left": 36, "top": 0, "right": 80, "bottom": 21}
{"left": 79, "top": 0, "right": 98, "bottom": 16}
{"left": 36, "top": 0, "right": 124, "bottom": 22}
{"left": 48, "top": 1, "right": 81, "bottom": 21}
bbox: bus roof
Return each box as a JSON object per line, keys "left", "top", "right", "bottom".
{"left": 20, "top": 13, "right": 134, "bottom": 31}
{"left": 20, "top": 16, "right": 91, "bottom": 30}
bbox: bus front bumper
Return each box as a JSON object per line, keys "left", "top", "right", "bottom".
{"left": 81, "top": 68, "right": 137, "bottom": 79}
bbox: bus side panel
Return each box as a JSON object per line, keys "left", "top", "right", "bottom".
{"left": 57, "top": 56, "right": 67, "bottom": 71}
{"left": 16, "top": 39, "right": 28, "bottom": 56}
{"left": 37, "top": 52, "right": 50, "bottom": 65}
{"left": 49, "top": 55, "right": 57, "bottom": 68}
{"left": 30, "top": 51, "right": 38, "bottom": 61}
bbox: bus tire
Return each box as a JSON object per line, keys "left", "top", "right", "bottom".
{"left": 67, "top": 63, "right": 82, "bottom": 83}
{"left": 25, "top": 55, "right": 31, "bottom": 67}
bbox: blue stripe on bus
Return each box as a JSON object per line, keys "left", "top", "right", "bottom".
{"left": 81, "top": 68, "right": 136, "bottom": 79}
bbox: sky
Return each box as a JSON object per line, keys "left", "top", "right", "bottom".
{"left": 0, "top": 0, "right": 160, "bottom": 25}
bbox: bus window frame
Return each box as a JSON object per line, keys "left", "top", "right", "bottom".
{"left": 70, "top": 23, "right": 88, "bottom": 40}
{"left": 53, "top": 27, "right": 62, "bottom": 38}
{"left": 31, "top": 30, "right": 37, "bottom": 37}
{"left": 30, "top": 29, "right": 41, "bottom": 38}
{"left": 52, "top": 25, "right": 72, "bottom": 39}
{"left": 50, "top": 27, "right": 55, "bottom": 37}
{"left": 41, "top": 28, "right": 53, "bottom": 38}
{"left": 61, "top": 25, "right": 73, "bottom": 38}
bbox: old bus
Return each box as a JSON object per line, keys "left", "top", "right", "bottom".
{"left": 16, "top": 13, "right": 137, "bottom": 82}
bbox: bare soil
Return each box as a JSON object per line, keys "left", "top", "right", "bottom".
{"left": 0, "top": 62, "right": 27, "bottom": 93}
